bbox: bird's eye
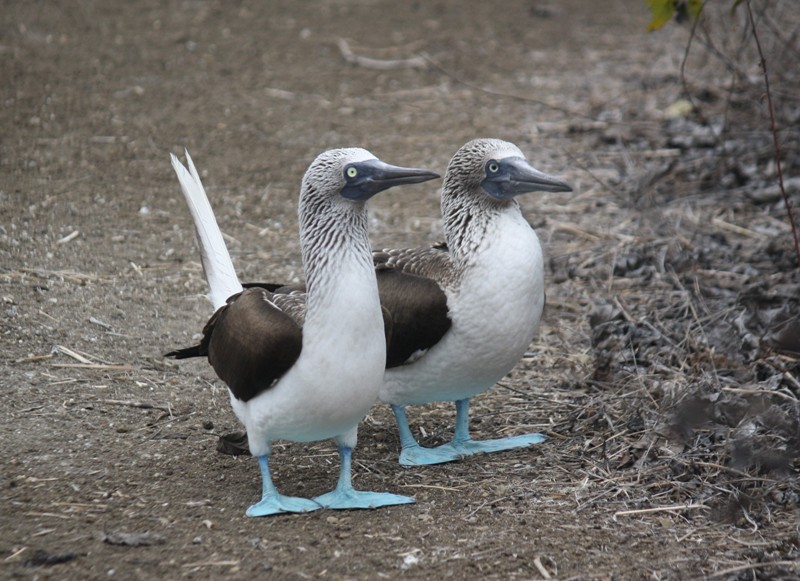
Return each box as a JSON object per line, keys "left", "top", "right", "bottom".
{"left": 346, "top": 166, "right": 358, "bottom": 178}
{"left": 487, "top": 161, "right": 500, "bottom": 174}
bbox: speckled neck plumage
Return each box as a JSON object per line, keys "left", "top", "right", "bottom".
{"left": 441, "top": 181, "right": 516, "bottom": 269}
{"left": 297, "top": 149, "right": 377, "bottom": 310}
{"left": 440, "top": 138, "right": 523, "bottom": 270}
{"left": 299, "top": 192, "right": 372, "bottom": 301}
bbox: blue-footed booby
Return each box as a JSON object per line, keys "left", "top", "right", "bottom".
{"left": 228, "top": 139, "right": 570, "bottom": 466}
{"left": 375, "top": 138, "right": 572, "bottom": 465}
{"left": 166, "top": 148, "right": 439, "bottom": 515}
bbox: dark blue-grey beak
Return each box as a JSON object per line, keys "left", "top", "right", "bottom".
{"left": 341, "top": 159, "right": 440, "bottom": 201}
{"left": 481, "top": 156, "right": 572, "bottom": 200}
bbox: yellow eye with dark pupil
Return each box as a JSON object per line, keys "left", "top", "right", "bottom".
{"left": 346, "top": 167, "right": 358, "bottom": 178}
{"left": 488, "top": 162, "right": 499, "bottom": 173}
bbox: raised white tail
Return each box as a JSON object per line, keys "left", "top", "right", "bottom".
{"left": 171, "top": 150, "right": 243, "bottom": 310}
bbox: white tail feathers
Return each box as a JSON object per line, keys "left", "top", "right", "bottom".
{"left": 171, "top": 150, "right": 243, "bottom": 310}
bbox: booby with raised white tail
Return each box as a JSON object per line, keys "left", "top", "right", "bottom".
{"left": 166, "top": 148, "right": 439, "bottom": 514}
{"left": 375, "top": 138, "right": 572, "bottom": 465}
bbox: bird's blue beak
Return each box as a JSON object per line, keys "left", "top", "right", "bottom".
{"left": 481, "top": 157, "right": 572, "bottom": 200}
{"left": 341, "top": 159, "right": 440, "bottom": 201}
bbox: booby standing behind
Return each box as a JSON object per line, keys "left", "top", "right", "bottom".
{"left": 375, "top": 138, "right": 572, "bottom": 465}
{"left": 167, "top": 148, "right": 439, "bottom": 514}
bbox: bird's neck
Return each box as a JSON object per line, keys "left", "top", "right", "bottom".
{"left": 298, "top": 202, "right": 384, "bottom": 374}
{"left": 441, "top": 186, "right": 520, "bottom": 267}
{"left": 300, "top": 202, "right": 377, "bottom": 320}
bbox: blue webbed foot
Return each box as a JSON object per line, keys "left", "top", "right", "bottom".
{"left": 317, "top": 445, "right": 415, "bottom": 510}
{"left": 246, "top": 494, "right": 321, "bottom": 517}
{"left": 454, "top": 432, "right": 547, "bottom": 456}
{"left": 399, "top": 433, "right": 547, "bottom": 466}
{"left": 246, "top": 453, "right": 321, "bottom": 517}
{"left": 394, "top": 400, "right": 547, "bottom": 465}
{"left": 314, "top": 488, "right": 414, "bottom": 510}
{"left": 399, "top": 442, "right": 463, "bottom": 466}
{"left": 392, "top": 404, "right": 461, "bottom": 465}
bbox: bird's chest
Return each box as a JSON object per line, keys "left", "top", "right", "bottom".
{"left": 448, "top": 220, "right": 544, "bottom": 365}
{"left": 301, "top": 261, "right": 386, "bottom": 384}
{"left": 380, "top": 213, "right": 546, "bottom": 405}
{"left": 240, "top": 258, "right": 386, "bottom": 442}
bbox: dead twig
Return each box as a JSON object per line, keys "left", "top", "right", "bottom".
{"left": 56, "top": 230, "right": 80, "bottom": 245}
{"left": 89, "top": 316, "right": 113, "bottom": 330}
{"left": 421, "top": 53, "right": 590, "bottom": 120}
{"left": 182, "top": 560, "right": 240, "bottom": 568}
{"left": 337, "top": 39, "right": 427, "bottom": 70}
{"left": 52, "top": 363, "right": 132, "bottom": 371}
{"left": 3, "top": 547, "right": 27, "bottom": 562}
{"left": 399, "top": 484, "right": 464, "bottom": 492}
{"left": 678, "top": 1, "right": 711, "bottom": 127}
{"left": 613, "top": 504, "right": 709, "bottom": 518}
{"left": 533, "top": 557, "right": 552, "bottom": 579}
{"left": 705, "top": 560, "right": 799, "bottom": 579}
{"left": 53, "top": 345, "right": 93, "bottom": 364}
{"left": 721, "top": 386, "right": 799, "bottom": 403}
{"left": 711, "top": 217, "right": 765, "bottom": 239}
{"left": 50, "top": 345, "right": 128, "bottom": 370}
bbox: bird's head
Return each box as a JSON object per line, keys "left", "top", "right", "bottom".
{"left": 445, "top": 138, "right": 572, "bottom": 201}
{"left": 301, "top": 148, "right": 440, "bottom": 207}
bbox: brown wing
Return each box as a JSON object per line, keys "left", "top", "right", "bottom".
{"left": 373, "top": 244, "right": 453, "bottom": 368}
{"left": 226, "top": 243, "right": 456, "bottom": 371}
{"left": 167, "top": 287, "right": 303, "bottom": 402}
{"left": 241, "top": 282, "right": 307, "bottom": 323}
{"left": 376, "top": 268, "right": 451, "bottom": 368}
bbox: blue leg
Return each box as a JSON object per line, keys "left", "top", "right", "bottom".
{"left": 449, "top": 398, "right": 546, "bottom": 455}
{"left": 246, "top": 455, "right": 321, "bottom": 517}
{"left": 392, "top": 404, "right": 466, "bottom": 466}
{"left": 392, "top": 400, "right": 546, "bottom": 466}
{"left": 314, "top": 446, "right": 414, "bottom": 510}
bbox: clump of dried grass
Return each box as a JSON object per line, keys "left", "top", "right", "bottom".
{"left": 549, "top": 230, "right": 799, "bottom": 534}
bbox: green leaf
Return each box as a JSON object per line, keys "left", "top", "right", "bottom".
{"left": 687, "top": 0, "right": 705, "bottom": 20}
{"left": 646, "top": 0, "right": 676, "bottom": 31}
{"left": 645, "top": 0, "right": 705, "bottom": 30}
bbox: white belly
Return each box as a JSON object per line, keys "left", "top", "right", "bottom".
{"left": 380, "top": 212, "right": 544, "bottom": 406}
{"left": 232, "top": 260, "right": 385, "bottom": 456}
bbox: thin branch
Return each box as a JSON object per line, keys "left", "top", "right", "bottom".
{"left": 337, "top": 39, "right": 427, "bottom": 70}
{"left": 421, "top": 54, "right": 591, "bottom": 121}
{"left": 679, "top": 3, "right": 709, "bottom": 125}
{"left": 706, "top": 560, "right": 799, "bottom": 579}
{"left": 613, "top": 503, "right": 709, "bottom": 518}
{"left": 745, "top": 0, "right": 800, "bottom": 267}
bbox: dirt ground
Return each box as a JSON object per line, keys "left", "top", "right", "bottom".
{"left": 2, "top": 0, "right": 799, "bottom": 579}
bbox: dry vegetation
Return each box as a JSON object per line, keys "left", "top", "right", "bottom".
{"left": 1, "top": 0, "right": 799, "bottom": 579}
